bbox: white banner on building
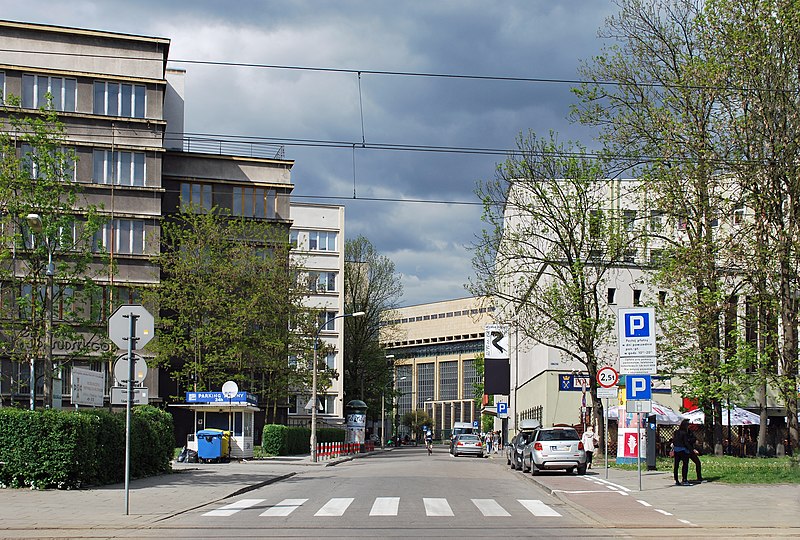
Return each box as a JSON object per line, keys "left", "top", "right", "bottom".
{"left": 484, "top": 324, "right": 509, "bottom": 359}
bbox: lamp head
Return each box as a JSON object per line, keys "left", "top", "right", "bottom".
{"left": 26, "top": 213, "right": 43, "bottom": 233}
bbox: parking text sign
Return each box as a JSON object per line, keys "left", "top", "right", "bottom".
{"left": 618, "top": 308, "right": 656, "bottom": 357}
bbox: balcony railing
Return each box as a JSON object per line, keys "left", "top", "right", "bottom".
{"left": 166, "top": 135, "right": 286, "bottom": 160}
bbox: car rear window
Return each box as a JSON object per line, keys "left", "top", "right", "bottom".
{"left": 537, "top": 429, "right": 579, "bottom": 441}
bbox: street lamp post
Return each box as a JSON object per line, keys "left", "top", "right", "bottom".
{"left": 26, "top": 213, "right": 54, "bottom": 410}
{"left": 310, "top": 310, "right": 365, "bottom": 462}
{"left": 382, "top": 355, "right": 395, "bottom": 450}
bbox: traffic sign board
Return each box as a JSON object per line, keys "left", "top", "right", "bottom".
{"left": 597, "top": 366, "right": 619, "bottom": 388}
{"left": 108, "top": 305, "right": 154, "bottom": 350}
{"left": 484, "top": 324, "right": 509, "bottom": 359}
{"left": 113, "top": 354, "right": 147, "bottom": 384}
{"left": 111, "top": 386, "right": 148, "bottom": 405}
{"left": 625, "top": 374, "right": 652, "bottom": 400}
{"left": 618, "top": 308, "right": 656, "bottom": 357}
{"left": 597, "top": 386, "right": 617, "bottom": 399}
{"left": 497, "top": 402, "right": 508, "bottom": 418}
{"left": 619, "top": 356, "right": 657, "bottom": 374}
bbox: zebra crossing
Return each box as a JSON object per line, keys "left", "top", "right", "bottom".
{"left": 202, "top": 496, "right": 562, "bottom": 518}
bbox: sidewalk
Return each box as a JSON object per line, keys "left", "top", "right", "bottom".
{"left": 0, "top": 452, "right": 359, "bottom": 533}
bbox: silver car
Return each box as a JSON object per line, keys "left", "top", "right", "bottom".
{"left": 452, "top": 433, "right": 485, "bottom": 457}
{"left": 522, "top": 426, "right": 587, "bottom": 475}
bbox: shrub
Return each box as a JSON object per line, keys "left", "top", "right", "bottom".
{"left": 261, "top": 425, "right": 346, "bottom": 456}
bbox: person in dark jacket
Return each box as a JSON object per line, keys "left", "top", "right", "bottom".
{"left": 686, "top": 426, "right": 703, "bottom": 482}
{"left": 672, "top": 419, "right": 691, "bottom": 486}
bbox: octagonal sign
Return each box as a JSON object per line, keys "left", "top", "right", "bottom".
{"left": 108, "top": 304, "right": 154, "bottom": 350}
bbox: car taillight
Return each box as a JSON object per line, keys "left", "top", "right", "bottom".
{"left": 578, "top": 441, "right": 584, "bottom": 450}
{"left": 477, "top": 442, "right": 482, "bottom": 447}
{"left": 534, "top": 442, "right": 542, "bottom": 451}
{"left": 457, "top": 441, "right": 464, "bottom": 446}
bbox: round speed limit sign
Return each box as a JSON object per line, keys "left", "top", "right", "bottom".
{"left": 597, "top": 366, "right": 619, "bottom": 388}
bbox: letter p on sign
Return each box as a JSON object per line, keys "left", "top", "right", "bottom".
{"left": 625, "top": 313, "right": 649, "bottom": 337}
{"left": 626, "top": 375, "right": 652, "bottom": 400}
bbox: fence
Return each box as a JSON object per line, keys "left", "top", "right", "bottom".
{"left": 315, "top": 441, "right": 375, "bottom": 460}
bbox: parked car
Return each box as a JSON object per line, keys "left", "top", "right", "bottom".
{"left": 452, "top": 433, "right": 485, "bottom": 457}
{"left": 510, "top": 419, "right": 540, "bottom": 471}
{"left": 522, "top": 426, "right": 587, "bottom": 475}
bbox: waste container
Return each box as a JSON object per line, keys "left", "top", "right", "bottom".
{"left": 197, "top": 429, "right": 231, "bottom": 462}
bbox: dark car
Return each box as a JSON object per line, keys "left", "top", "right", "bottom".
{"left": 509, "top": 419, "right": 541, "bottom": 470}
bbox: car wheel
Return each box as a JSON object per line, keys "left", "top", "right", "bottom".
{"left": 567, "top": 466, "right": 575, "bottom": 474}
{"left": 531, "top": 461, "right": 539, "bottom": 475}
{"left": 577, "top": 464, "right": 587, "bottom": 475}
{"left": 522, "top": 456, "right": 530, "bottom": 473}
{"left": 453, "top": 451, "right": 458, "bottom": 457}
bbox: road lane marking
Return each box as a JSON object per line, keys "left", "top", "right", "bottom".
{"left": 585, "top": 477, "right": 632, "bottom": 492}
{"left": 260, "top": 498, "right": 308, "bottom": 517}
{"left": 423, "top": 498, "right": 454, "bottom": 516}
{"left": 315, "top": 497, "right": 354, "bottom": 516}
{"left": 472, "top": 499, "right": 510, "bottom": 517}
{"left": 654, "top": 509, "right": 673, "bottom": 516}
{"left": 202, "top": 498, "right": 264, "bottom": 517}
{"left": 518, "top": 499, "right": 561, "bottom": 517}
{"left": 370, "top": 497, "right": 400, "bottom": 516}
{"left": 636, "top": 500, "right": 652, "bottom": 507}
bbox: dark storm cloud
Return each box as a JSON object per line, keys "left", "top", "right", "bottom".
{"left": 3, "top": 1, "right": 618, "bottom": 306}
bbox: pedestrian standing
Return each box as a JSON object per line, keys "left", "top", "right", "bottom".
{"left": 484, "top": 431, "right": 493, "bottom": 454}
{"left": 672, "top": 419, "right": 691, "bottom": 486}
{"left": 581, "top": 425, "right": 597, "bottom": 469}
{"left": 686, "top": 427, "right": 703, "bottom": 483}
{"left": 492, "top": 431, "right": 499, "bottom": 453}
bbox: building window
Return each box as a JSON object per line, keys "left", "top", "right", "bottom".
{"left": 308, "top": 271, "right": 336, "bottom": 293}
{"left": 93, "top": 81, "right": 145, "bottom": 118}
{"left": 733, "top": 207, "right": 745, "bottom": 225}
{"left": 650, "top": 210, "right": 664, "bottom": 232}
{"left": 180, "top": 183, "right": 212, "bottom": 211}
{"left": 93, "top": 149, "right": 146, "bottom": 186}
{"left": 607, "top": 288, "right": 616, "bottom": 305}
{"left": 0, "top": 72, "right": 4, "bottom": 104}
{"left": 649, "top": 249, "right": 664, "bottom": 266}
{"left": 623, "top": 210, "right": 636, "bottom": 232}
{"left": 589, "top": 209, "right": 603, "bottom": 238}
{"left": 318, "top": 311, "right": 336, "bottom": 332}
{"left": 308, "top": 231, "right": 337, "bottom": 251}
{"left": 22, "top": 74, "right": 76, "bottom": 112}
{"left": 417, "top": 363, "right": 435, "bottom": 409}
{"left": 321, "top": 395, "right": 336, "bottom": 415}
{"left": 232, "top": 186, "right": 275, "bottom": 218}
{"left": 439, "top": 361, "right": 458, "bottom": 401}
{"left": 633, "top": 289, "right": 642, "bottom": 306}
{"left": 658, "top": 291, "right": 667, "bottom": 306}
{"left": 623, "top": 249, "right": 636, "bottom": 263}
{"left": 21, "top": 143, "right": 75, "bottom": 181}
{"left": 326, "top": 353, "right": 336, "bottom": 370}
{"left": 94, "top": 219, "right": 145, "bottom": 255}
{"left": 462, "top": 359, "right": 477, "bottom": 400}
{"left": 289, "top": 230, "right": 299, "bottom": 248}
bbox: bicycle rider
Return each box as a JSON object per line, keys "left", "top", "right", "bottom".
{"left": 425, "top": 430, "right": 433, "bottom": 454}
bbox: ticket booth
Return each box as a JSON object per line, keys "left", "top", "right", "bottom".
{"left": 172, "top": 391, "right": 259, "bottom": 459}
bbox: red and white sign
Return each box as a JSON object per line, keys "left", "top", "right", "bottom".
{"left": 597, "top": 366, "right": 619, "bottom": 388}
{"left": 623, "top": 431, "right": 639, "bottom": 458}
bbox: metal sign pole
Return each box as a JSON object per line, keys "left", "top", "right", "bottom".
{"left": 637, "top": 413, "right": 642, "bottom": 491}
{"left": 124, "top": 312, "right": 138, "bottom": 515}
{"left": 605, "top": 397, "right": 609, "bottom": 479}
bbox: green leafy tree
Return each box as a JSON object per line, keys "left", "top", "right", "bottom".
{"left": 343, "top": 236, "right": 402, "bottom": 418}
{"left": 401, "top": 409, "right": 432, "bottom": 441}
{"left": 0, "top": 99, "right": 106, "bottom": 408}
{"left": 471, "top": 131, "right": 625, "bottom": 447}
{"left": 146, "top": 209, "right": 311, "bottom": 416}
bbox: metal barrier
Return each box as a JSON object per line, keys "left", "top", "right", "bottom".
{"left": 316, "top": 441, "right": 376, "bottom": 460}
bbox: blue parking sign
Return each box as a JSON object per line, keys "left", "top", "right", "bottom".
{"left": 497, "top": 402, "right": 508, "bottom": 415}
{"left": 625, "top": 375, "right": 652, "bottom": 400}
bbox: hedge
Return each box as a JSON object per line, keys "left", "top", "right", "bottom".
{"left": 0, "top": 405, "right": 174, "bottom": 489}
{"left": 262, "top": 424, "right": 345, "bottom": 456}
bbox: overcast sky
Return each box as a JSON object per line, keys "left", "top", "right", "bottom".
{"left": 6, "top": 1, "right": 619, "bottom": 307}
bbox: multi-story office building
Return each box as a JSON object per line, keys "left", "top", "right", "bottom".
{"left": 287, "top": 202, "right": 346, "bottom": 426}
{"left": 382, "top": 297, "right": 494, "bottom": 439}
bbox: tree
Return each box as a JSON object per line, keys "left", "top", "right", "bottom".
{"left": 401, "top": 409, "right": 432, "bottom": 441}
{"left": 343, "top": 236, "right": 402, "bottom": 418}
{"left": 704, "top": 0, "right": 800, "bottom": 453}
{"left": 471, "top": 131, "right": 625, "bottom": 448}
{"left": 0, "top": 100, "right": 106, "bottom": 408}
{"left": 572, "top": 0, "right": 743, "bottom": 453}
{"left": 146, "top": 209, "right": 311, "bottom": 417}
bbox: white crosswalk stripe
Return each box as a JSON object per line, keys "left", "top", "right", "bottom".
{"left": 203, "top": 496, "right": 561, "bottom": 519}
{"left": 202, "top": 498, "right": 264, "bottom": 517}
{"left": 472, "top": 499, "right": 511, "bottom": 516}
{"left": 423, "top": 497, "right": 454, "bottom": 516}
{"left": 260, "top": 498, "right": 308, "bottom": 517}
{"left": 519, "top": 499, "right": 562, "bottom": 517}
{"left": 370, "top": 497, "right": 400, "bottom": 516}
{"left": 315, "top": 497, "right": 354, "bottom": 516}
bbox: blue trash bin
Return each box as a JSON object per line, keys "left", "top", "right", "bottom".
{"left": 197, "top": 429, "right": 224, "bottom": 462}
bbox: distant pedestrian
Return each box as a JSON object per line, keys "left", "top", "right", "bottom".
{"left": 484, "top": 431, "right": 493, "bottom": 454}
{"left": 672, "top": 419, "right": 691, "bottom": 486}
{"left": 581, "top": 425, "right": 598, "bottom": 469}
{"left": 686, "top": 427, "right": 703, "bottom": 482}
{"left": 492, "top": 431, "right": 500, "bottom": 453}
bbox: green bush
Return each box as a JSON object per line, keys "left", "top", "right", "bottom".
{"left": 0, "top": 405, "right": 174, "bottom": 489}
{"left": 261, "top": 424, "right": 346, "bottom": 456}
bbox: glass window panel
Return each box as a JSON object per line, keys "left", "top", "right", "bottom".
{"left": 233, "top": 187, "right": 242, "bottom": 215}
{"left": 93, "top": 82, "right": 104, "bottom": 114}
{"left": 116, "top": 220, "right": 130, "bottom": 254}
{"left": 181, "top": 183, "right": 190, "bottom": 209}
{"left": 244, "top": 187, "right": 254, "bottom": 217}
{"left": 133, "top": 152, "right": 145, "bottom": 186}
{"left": 203, "top": 185, "right": 212, "bottom": 210}
{"left": 0, "top": 72, "right": 5, "bottom": 104}
{"left": 267, "top": 189, "right": 275, "bottom": 218}
{"left": 255, "top": 188, "right": 265, "bottom": 218}
{"left": 309, "top": 232, "right": 318, "bottom": 250}
{"left": 50, "top": 77, "right": 62, "bottom": 110}
{"left": 107, "top": 83, "right": 119, "bottom": 116}
{"left": 37, "top": 77, "right": 48, "bottom": 109}
{"left": 121, "top": 84, "right": 132, "bottom": 117}
{"left": 192, "top": 184, "right": 200, "bottom": 205}
{"left": 119, "top": 152, "right": 131, "bottom": 185}
{"left": 22, "top": 74, "right": 34, "bottom": 108}
{"left": 134, "top": 85, "right": 145, "bottom": 118}
{"left": 132, "top": 221, "right": 144, "bottom": 254}
{"left": 64, "top": 79, "right": 76, "bottom": 111}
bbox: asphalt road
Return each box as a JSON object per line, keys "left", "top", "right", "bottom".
{"left": 136, "top": 446, "right": 590, "bottom": 538}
